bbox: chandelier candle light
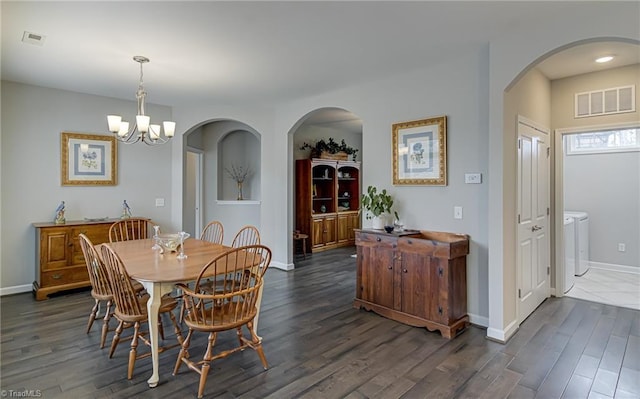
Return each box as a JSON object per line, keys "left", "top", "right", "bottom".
{"left": 107, "top": 56, "right": 175, "bottom": 145}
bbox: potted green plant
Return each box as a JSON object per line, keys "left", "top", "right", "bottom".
{"left": 299, "top": 138, "right": 359, "bottom": 161}
{"left": 361, "top": 185, "right": 393, "bottom": 229}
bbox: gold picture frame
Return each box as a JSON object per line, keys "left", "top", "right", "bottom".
{"left": 392, "top": 115, "right": 447, "bottom": 186}
{"left": 61, "top": 132, "right": 117, "bottom": 186}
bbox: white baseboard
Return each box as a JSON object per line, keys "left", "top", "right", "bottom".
{"left": 590, "top": 261, "right": 640, "bottom": 275}
{"left": 271, "top": 261, "right": 295, "bottom": 271}
{"left": 486, "top": 318, "right": 519, "bottom": 343}
{"left": 468, "top": 312, "right": 489, "bottom": 328}
{"left": 0, "top": 284, "right": 33, "bottom": 297}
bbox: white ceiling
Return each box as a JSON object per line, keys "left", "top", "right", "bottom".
{"left": 2, "top": 1, "right": 639, "bottom": 132}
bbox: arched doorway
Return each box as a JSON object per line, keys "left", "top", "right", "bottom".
{"left": 183, "top": 119, "right": 262, "bottom": 243}
{"left": 288, "top": 107, "right": 363, "bottom": 265}
{"left": 497, "top": 38, "right": 640, "bottom": 339}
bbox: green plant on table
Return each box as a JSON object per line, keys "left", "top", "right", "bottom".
{"left": 361, "top": 185, "right": 393, "bottom": 219}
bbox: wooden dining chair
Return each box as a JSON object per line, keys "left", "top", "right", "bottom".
{"left": 200, "top": 220, "right": 224, "bottom": 244}
{"left": 99, "top": 243, "right": 183, "bottom": 380}
{"left": 78, "top": 233, "right": 114, "bottom": 349}
{"left": 231, "top": 225, "right": 260, "bottom": 247}
{"left": 174, "top": 245, "right": 272, "bottom": 399}
{"left": 194, "top": 224, "right": 261, "bottom": 312}
{"left": 108, "top": 218, "right": 155, "bottom": 243}
{"left": 79, "top": 233, "right": 147, "bottom": 349}
{"left": 178, "top": 220, "right": 225, "bottom": 323}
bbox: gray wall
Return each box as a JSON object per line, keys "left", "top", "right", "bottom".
{"left": 564, "top": 148, "right": 639, "bottom": 268}
{"left": 1, "top": 81, "right": 174, "bottom": 292}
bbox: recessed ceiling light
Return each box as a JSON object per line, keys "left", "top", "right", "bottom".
{"left": 595, "top": 56, "right": 614, "bottom": 63}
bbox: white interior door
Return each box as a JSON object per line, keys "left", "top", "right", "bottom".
{"left": 185, "top": 150, "right": 203, "bottom": 237}
{"left": 517, "top": 117, "right": 550, "bottom": 323}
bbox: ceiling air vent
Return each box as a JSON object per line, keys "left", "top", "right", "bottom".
{"left": 575, "top": 85, "right": 635, "bottom": 118}
{"left": 22, "top": 31, "right": 46, "bottom": 46}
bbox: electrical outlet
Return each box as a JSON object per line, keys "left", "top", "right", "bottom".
{"left": 454, "top": 206, "right": 463, "bottom": 219}
{"left": 618, "top": 243, "right": 626, "bottom": 252}
{"left": 464, "top": 173, "right": 482, "bottom": 184}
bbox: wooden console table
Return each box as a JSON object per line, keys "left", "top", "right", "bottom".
{"left": 354, "top": 229, "right": 470, "bottom": 339}
{"left": 33, "top": 218, "right": 122, "bottom": 300}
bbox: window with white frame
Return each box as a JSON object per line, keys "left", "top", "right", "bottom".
{"left": 566, "top": 127, "right": 639, "bottom": 155}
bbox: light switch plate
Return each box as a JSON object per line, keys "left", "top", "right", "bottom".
{"left": 155, "top": 198, "right": 165, "bottom": 207}
{"left": 454, "top": 206, "right": 463, "bottom": 219}
{"left": 465, "top": 173, "right": 482, "bottom": 184}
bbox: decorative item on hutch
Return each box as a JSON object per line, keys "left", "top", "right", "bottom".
{"left": 54, "top": 201, "right": 66, "bottom": 224}
{"left": 121, "top": 200, "right": 132, "bottom": 219}
{"left": 299, "top": 138, "right": 359, "bottom": 161}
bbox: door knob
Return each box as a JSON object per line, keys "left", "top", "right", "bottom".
{"left": 531, "top": 225, "right": 542, "bottom": 232}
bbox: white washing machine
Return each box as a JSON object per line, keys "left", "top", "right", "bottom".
{"left": 563, "top": 217, "right": 575, "bottom": 293}
{"left": 565, "top": 211, "right": 590, "bottom": 276}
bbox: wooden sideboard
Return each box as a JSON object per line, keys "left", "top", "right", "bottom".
{"left": 354, "top": 229, "right": 470, "bottom": 339}
{"left": 33, "top": 219, "right": 120, "bottom": 300}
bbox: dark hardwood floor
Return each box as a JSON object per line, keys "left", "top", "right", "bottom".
{"left": 1, "top": 247, "right": 639, "bottom": 398}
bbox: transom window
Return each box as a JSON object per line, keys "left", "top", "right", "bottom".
{"left": 566, "top": 128, "right": 639, "bottom": 155}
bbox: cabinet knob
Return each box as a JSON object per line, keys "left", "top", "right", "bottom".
{"left": 68, "top": 242, "right": 73, "bottom": 247}
{"left": 438, "top": 267, "right": 443, "bottom": 276}
{"left": 438, "top": 305, "right": 443, "bottom": 315}
{"left": 387, "top": 266, "right": 393, "bottom": 270}
{"left": 376, "top": 237, "right": 381, "bottom": 242}
{"left": 403, "top": 269, "right": 408, "bottom": 273}
{"left": 407, "top": 239, "right": 412, "bottom": 244}
{"left": 52, "top": 274, "right": 62, "bottom": 280}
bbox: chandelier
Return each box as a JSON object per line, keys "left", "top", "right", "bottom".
{"left": 107, "top": 56, "right": 175, "bottom": 145}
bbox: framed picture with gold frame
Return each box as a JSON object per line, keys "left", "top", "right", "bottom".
{"left": 392, "top": 115, "right": 447, "bottom": 186}
{"left": 61, "top": 132, "right": 117, "bottom": 186}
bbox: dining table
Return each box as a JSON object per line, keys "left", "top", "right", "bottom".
{"left": 105, "top": 237, "right": 264, "bottom": 388}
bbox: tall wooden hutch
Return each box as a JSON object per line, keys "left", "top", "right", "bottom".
{"left": 295, "top": 158, "right": 360, "bottom": 253}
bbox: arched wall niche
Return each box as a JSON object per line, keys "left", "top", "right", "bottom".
{"left": 182, "top": 118, "right": 261, "bottom": 244}
{"left": 218, "top": 128, "right": 261, "bottom": 201}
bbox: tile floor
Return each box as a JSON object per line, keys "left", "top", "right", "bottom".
{"left": 565, "top": 267, "right": 640, "bottom": 310}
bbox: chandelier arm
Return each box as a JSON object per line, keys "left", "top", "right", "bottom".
{"left": 142, "top": 136, "right": 169, "bottom": 146}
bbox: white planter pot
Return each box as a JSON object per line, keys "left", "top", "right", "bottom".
{"left": 371, "top": 215, "right": 387, "bottom": 230}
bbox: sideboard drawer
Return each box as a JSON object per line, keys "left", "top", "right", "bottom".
{"left": 41, "top": 266, "right": 89, "bottom": 286}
